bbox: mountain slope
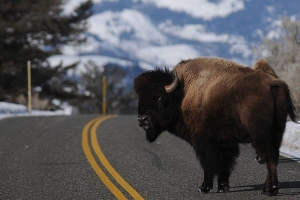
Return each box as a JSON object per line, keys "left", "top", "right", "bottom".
{"left": 50, "top": 0, "right": 300, "bottom": 77}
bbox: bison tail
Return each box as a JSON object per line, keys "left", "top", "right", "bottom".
{"left": 284, "top": 87, "right": 298, "bottom": 123}
{"left": 271, "top": 84, "right": 298, "bottom": 123}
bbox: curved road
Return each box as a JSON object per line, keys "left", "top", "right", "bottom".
{"left": 0, "top": 115, "right": 299, "bottom": 199}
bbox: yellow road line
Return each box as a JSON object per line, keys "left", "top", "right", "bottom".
{"left": 82, "top": 116, "right": 127, "bottom": 199}
{"left": 91, "top": 116, "right": 144, "bottom": 200}
{"left": 82, "top": 115, "right": 144, "bottom": 200}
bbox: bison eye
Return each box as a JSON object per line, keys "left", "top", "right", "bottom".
{"left": 158, "top": 94, "right": 166, "bottom": 101}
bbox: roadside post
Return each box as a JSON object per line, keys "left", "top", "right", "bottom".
{"left": 27, "top": 61, "right": 32, "bottom": 113}
{"left": 102, "top": 75, "right": 107, "bottom": 115}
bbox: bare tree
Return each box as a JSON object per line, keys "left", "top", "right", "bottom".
{"left": 79, "top": 60, "right": 137, "bottom": 114}
{"left": 254, "top": 16, "right": 300, "bottom": 116}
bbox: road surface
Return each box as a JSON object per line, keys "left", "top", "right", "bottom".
{"left": 0, "top": 115, "right": 299, "bottom": 199}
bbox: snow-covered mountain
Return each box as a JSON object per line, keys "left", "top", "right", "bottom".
{"left": 50, "top": 0, "right": 300, "bottom": 82}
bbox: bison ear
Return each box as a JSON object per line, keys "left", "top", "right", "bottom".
{"left": 165, "top": 72, "right": 178, "bottom": 93}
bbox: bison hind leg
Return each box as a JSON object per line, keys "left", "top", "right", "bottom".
{"left": 255, "top": 150, "right": 266, "bottom": 164}
{"left": 261, "top": 184, "right": 279, "bottom": 196}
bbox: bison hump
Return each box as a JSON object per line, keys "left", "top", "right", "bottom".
{"left": 253, "top": 59, "right": 278, "bottom": 78}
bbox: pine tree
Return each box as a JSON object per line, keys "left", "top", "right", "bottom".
{"left": 0, "top": 0, "right": 93, "bottom": 102}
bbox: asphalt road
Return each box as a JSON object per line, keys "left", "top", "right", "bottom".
{"left": 0, "top": 115, "right": 299, "bottom": 199}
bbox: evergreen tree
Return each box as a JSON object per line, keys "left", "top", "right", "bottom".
{"left": 0, "top": 0, "right": 92, "bottom": 102}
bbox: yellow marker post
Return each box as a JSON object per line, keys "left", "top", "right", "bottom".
{"left": 27, "top": 61, "right": 32, "bottom": 113}
{"left": 102, "top": 75, "right": 107, "bottom": 115}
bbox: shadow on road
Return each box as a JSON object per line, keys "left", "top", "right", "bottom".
{"left": 230, "top": 181, "right": 300, "bottom": 196}
{"left": 279, "top": 157, "right": 300, "bottom": 163}
{"left": 230, "top": 184, "right": 261, "bottom": 192}
{"left": 280, "top": 181, "right": 300, "bottom": 189}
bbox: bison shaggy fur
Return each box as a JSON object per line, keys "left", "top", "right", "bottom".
{"left": 134, "top": 57, "right": 297, "bottom": 196}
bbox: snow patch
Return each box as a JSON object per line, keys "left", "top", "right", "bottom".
{"left": 61, "top": 36, "right": 101, "bottom": 55}
{"left": 0, "top": 102, "right": 71, "bottom": 119}
{"left": 50, "top": 44, "right": 200, "bottom": 71}
{"left": 136, "top": 44, "right": 200, "bottom": 68}
{"left": 88, "top": 9, "right": 167, "bottom": 50}
{"left": 280, "top": 121, "right": 300, "bottom": 158}
{"left": 0, "top": 102, "right": 27, "bottom": 115}
{"left": 48, "top": 55, "right": 134, "bottom": 74}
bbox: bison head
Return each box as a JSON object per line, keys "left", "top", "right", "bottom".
{"left": 134, "top": 68, "right": 180, "bottom": 142}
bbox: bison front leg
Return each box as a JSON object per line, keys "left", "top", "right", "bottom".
{"left": 197, "top": 150, "right": 233, "bottom": 194}
{"left": 193, "top": 134, "right": 215, "bottom": 194}
{"left": 194, "top": 133, "right": 239, "bottom": 194}
{"left": 217, "top": 170, "right": 230, "bottom": 193}
{"left": 217, "top": 144, "right": 239, "bottom": 193}
{"left": 199, "top": 170, "right": 214, "bottom": 193}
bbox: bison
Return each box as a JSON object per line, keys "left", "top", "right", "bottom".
{"left": 134, "top": 57, "right": 297, "bottom": 196}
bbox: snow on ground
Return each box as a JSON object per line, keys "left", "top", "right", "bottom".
{"left": 280, "top": 121, "right": 300, "bottom": 159}
{"left": 0, "top": 102, "right": 72, "bottom": 119}
{"left": 0, "top": 102, "right": 299, "bottom": 160}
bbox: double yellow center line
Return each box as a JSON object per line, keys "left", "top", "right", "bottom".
{"left": 82, "top": 115, "right": 144, "bottom": 199}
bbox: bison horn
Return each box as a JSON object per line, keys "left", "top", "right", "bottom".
{"left": 165, "top": 71, "right": 178, "bottom": 93}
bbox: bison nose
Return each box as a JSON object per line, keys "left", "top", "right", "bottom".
{"left": 138, "top": 116, "right": 148, "bottom": 127}
{"left": 138, "top": 115, "right": 148, "bottom": 127}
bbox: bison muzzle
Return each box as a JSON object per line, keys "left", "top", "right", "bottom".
{"left": 134, "top": 57, "right": 298, "bottom": 196}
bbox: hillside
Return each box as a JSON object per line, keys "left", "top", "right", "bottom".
{"left": 49, "top": 0, "right": 300, "bottom": 83}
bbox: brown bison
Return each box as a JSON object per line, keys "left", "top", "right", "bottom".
{"left": 134, "top": 57, "right": 297, "bottom": 196}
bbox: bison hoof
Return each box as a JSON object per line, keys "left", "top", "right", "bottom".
{"left": 218, "top": 184, "right": 230, "bottom": 193}
{"left": 255, "top": 156, "right": 265, "bottom": 164}
{"left": 198, "top": 184, "right": 212, "bottom": 194}
{"left": 198, "top": 187, "right": 211, "bottom": 194}
{"left": 199, "top": 182, "right": 213, "bottom": 194}
{"left": 261, "top": 185, "right": 279, "bottom": 196}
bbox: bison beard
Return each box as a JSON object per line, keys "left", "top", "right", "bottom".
{"left": 138, "top": 106, "right": 177, "bottom": 142}
{"left": 138, "top": 112, "right": 160, "bottom": 142}
{"left": 134, "top": 57, "right": 298, "bottom": 196}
